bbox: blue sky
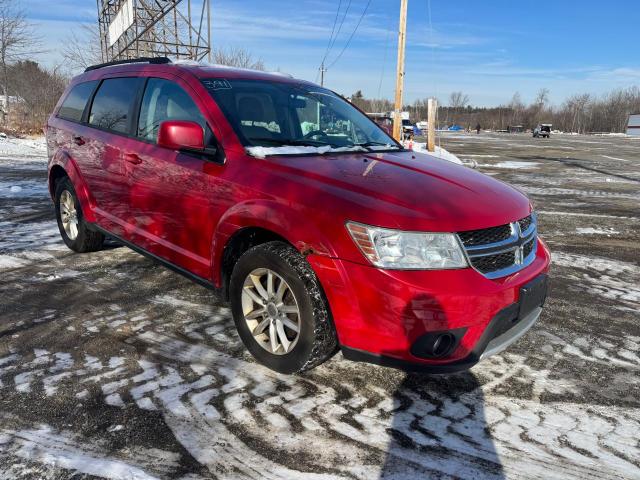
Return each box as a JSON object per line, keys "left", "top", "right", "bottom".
{"left": 25, "top": 0, "right": 640, "bottom": 106}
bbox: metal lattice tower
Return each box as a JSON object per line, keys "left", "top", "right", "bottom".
{"left": 97, "top": 0, "right": 211, "bottom": 62}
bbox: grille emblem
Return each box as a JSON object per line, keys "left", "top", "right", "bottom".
{"left": 458, "top": 214, "right": 537, "bottom": 279}
{"left": 513, "top": 221, "right": 525, "bottom": 265}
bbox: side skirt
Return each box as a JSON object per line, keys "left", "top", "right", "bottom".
{"left": 89, "top": 223, "right": 219, "bottom": 292}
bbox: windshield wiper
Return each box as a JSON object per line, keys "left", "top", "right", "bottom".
{"left": 249, "top": 137, "right": 336, "bottom": 147}
{"left": 350, "top": 141, "right": 401, "bottom": 151}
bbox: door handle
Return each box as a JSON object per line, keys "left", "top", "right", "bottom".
{"left": 73, "top": 136, "right": 85, "bottom": 146}
{"left": 124, "top": 152, "right": 142, "bottom": 165}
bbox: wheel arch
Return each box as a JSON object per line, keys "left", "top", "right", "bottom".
{"left": 48, "top": 164, "right": 68, "bottom": 199}
{"left": 213, "top": 200, "right": 338, "bottom": 300}
{"left": 48, "top": 151, "right": 97, "bottom": 222}
{"left": 219, "top": 226, "right": 290, "bottom": 300}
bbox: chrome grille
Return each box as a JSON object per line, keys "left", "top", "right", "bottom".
{"left": 518, "top": 215, "right": 533, "bottom": 233}
{"left": 457, "top": 213, "right": 538, "bottom": 279}
{"left": 471, "top": 250, "right": 516, "bottom": 273}
{"left": 522, "top": 238, "right": 535, "bottom": 259}
{"left": 458, "top": 224, "right": 512, "bottom": 247}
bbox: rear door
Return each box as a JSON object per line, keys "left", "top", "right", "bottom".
{"left": 125, "top": 76, "right": 226, "bottom": 279}
{"left": 49, "top": 79, "right": 99, "bottom": 194}
{"left": 82, "top": 76, "right": 144, "bottom": 236}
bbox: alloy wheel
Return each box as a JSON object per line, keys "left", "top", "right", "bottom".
{"left": 241, "top": 268, "right": 301, "bottom": 355}
{"left": 60, "top": 190, "right": 79, "bottom": 240}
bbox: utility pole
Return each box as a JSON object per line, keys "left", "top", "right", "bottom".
{"left": 319, "top": 62, "right": 327, "bottom": 87}
{"left": 427, "top": 98, "right": 437, "bottom": 152}
{"left": 392, "top": 0, "right": 408, "bottom": 142}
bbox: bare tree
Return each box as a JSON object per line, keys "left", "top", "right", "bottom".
{"left": 62, "top": 23, "right": 103, "bottom": 73}
{"left": 4, "top": 60, "right": 67, "bottom": 132}
{"left": 0, "top": 0, "right": 40, "bottom": 101}
{"left": 534, "top": 88, "right": 550, "bottom": 108}
{"left": 210, "top": 46, "right": 265, "bottom": 71}
{"left": 449, "top": 91, "right": 470, "bottom": 110}
{"left": 508, "top": 92, "right": 525, "bottom": 125}
{"left": 448, "top": 91, "right": 470, "bottom": 125}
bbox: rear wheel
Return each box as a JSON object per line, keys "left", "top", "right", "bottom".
{"left": 54, "top": 177, "right": 104, "bottom": 253}
{"left": 229, "top": 241, "right": 337, "bottom": 373}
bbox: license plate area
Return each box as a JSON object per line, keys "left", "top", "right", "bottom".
{"left": 519, "top": 274, "right": 548, "bottom": 320}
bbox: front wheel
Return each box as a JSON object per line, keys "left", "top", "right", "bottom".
{"left": 229, "top": 241, "right": 337, "bottom": 374}
{"left": 54, "top": 177, "right": 104, "bottom": 253}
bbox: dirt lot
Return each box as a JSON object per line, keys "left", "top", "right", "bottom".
{"left": 0, "top": 133, "right": 638, "bottom": 479}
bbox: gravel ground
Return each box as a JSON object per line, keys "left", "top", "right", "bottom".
{"left": 0, "top": 133, "right": 638, "bottom": 479}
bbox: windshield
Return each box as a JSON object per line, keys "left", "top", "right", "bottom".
{"left": 201, "top": 78, "right": 400, "bottom": 154}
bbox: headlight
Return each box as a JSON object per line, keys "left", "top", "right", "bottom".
{"left": 346, "top": 222, "right": 468, "bottom": 270}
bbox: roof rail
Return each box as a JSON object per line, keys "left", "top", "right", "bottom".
{"left": 84, "top": 57, "right": 171, "bottom": 72}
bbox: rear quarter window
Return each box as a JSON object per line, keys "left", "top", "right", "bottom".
{"left": 57, "top": 81, "right": 98, "bottom": 123}
{"left": 89, "top": 77, "right": 142, "bottom": 134}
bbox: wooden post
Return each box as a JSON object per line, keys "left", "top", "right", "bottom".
{"left": 392, "top": 0, "right": 408, "bottom": 142}
{"left": 427, "top": 97, "right": 437, "bottom": 152}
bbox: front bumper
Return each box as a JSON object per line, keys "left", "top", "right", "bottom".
{"left": 307, "top": 238, "right": 551, "bottom": 373}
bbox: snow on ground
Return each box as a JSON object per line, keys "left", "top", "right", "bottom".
{"left": 406, "top": 141, "right": 463, "bottom": 165}
{"left": 575, "top": 227, "right": 620, "bottom": 235}
{"left": 0, "top": 134, "right": 639, "bottom": 479}
{"left": 0, "top": 135, "right": 47, "bottom": 157}
{"left": 246, "top": 144, "right": 369, "bottom": 157}
{"left": 477, "top": 161, "right": 541, "bottom": 169}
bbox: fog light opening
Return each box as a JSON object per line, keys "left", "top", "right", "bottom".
{"left": 432, "top": 333, "right": 456, "bottom": 358}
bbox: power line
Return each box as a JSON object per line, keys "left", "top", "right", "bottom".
{"left": 326, "top": 0, "right": 352, "bottom": 62}
{"left": 376, "top": 7, "right": 395, "bottom": 99}
{"left": 427, "top": 0, "right": 441, "bottom": 147}
{"left": 326, "top": 0, "right": 372, "bottom": 70}
{"left": 320, "top": 0, "right": 343, "bottom": 68}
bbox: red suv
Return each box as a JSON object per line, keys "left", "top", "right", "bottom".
{"left": 46, "top": 58, "right": 550, "bottom": 374}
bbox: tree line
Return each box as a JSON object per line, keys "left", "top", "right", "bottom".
{"left": 349, "top": 87, "right": 640, "bottom": 134}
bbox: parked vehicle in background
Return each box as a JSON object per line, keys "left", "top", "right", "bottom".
{"left": 46, "top": 58, "right": 550, "bottom": 375}
{"left": 401, "top": 118, "right": 415, "bottom": 136}
{"left": 366, "top": 112, "right": 393, "bottom": 136}
{"left": 626, "top": 114, "right": 640, "bottom": 136}
{"left": 533, "top": 124, "right": 552, "bottom": 138}
{"left": 416, "top": 120, "right": 428, "bottom": 132}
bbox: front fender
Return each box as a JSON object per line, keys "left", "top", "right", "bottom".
{"left": 49, "top": 151, "right": 97, "bottom": 223}
{"left": 211, "top": 199, "right": 338, "bottom": 286}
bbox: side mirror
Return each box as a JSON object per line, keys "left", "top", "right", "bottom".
{"left": 157, "top": 120, "right": 205, "bottom": 151}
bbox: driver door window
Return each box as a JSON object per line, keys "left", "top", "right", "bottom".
{"left": 137, "top": 78, "right": 205, "bottom": 142}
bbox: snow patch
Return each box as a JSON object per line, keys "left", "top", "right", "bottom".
{"left": 553, "top": 252, "right": 640, "bottom": 309}
{"left": 0, "top": 136, "right": 47, "bottom": 156}
{"left": 575, "top": 227, "right": 620, "bottom": 235}
{"left": 601, "top": 155, "right": 629, "bottom": 162}
{"left": 1, "top": 425, "right": 160, "bottom": 480}
{"left": 246, "top": 145, "right": 367, "bottom": 158}
{"left": 0, "top": 255, "right": 28, "bottom": 270}
{"left": 406, "top": 142, "right": 463, "bottom": 165}
{"left": 478, "top": 161, "right": 540, "bottom": 169}
{"left": 0, "top": 180, "right": 47, "bottom": 198}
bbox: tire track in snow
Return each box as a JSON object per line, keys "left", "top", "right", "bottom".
{"left": 2, "top": 135, "right": 640, "bottom": 478}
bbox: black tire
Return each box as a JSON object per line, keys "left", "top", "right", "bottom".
{"left": 229, "top": 241, "right": 337, "bottom": 374}
{"left": 54, "top": 177, "right": 104, "bottom": 253}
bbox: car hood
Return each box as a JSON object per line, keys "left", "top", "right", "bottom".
{"left": 264, "top": 149, "right": 532, "bottom": 232}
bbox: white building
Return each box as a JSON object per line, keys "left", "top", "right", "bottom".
{"left": 627, "top": 113, "right": 640, "bottom": 136}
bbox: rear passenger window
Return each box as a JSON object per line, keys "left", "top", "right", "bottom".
{"left": 57, "top": 81, "right": 98, "bottom": 123}
{"left": 89, "top": 77, "right": 141, "bottom": 133}
{"left": 137, "top": 78, "right": 205, "bottom": 142}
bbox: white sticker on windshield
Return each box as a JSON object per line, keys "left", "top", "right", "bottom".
{"left": 203, "top": 79, "right": 232, "bottom": 90}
